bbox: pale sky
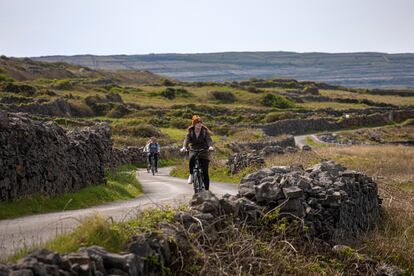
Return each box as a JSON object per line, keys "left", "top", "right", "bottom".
{"left": 1, "top": 0, "right": 414, "bottom": 57}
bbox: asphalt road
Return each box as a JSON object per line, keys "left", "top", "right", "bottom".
{"left": 0, "top": 167, "right": 238, "bottom": 260}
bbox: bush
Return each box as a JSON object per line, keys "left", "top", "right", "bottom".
{"left": 0, "top": 73, "right": 14, "bottom": 83}
{"left": 159, "top": 87, "right": 191, "bottom": 100}
{"left": 246, "top": 86, "right": 261, "bottom": 93}
{"left": 170, "top": 118, "right": 188, "bottom": 129}
{"left": 68, "top": 101, "right": 95, "bottom": 117}
{"left": 107, "top": 104, "right": 130, "bottom": 118}
{"left": 160, "top": 88, "right": 176, "bottom": 99}
{"left": 84, "top": 95, "right": 113, "bottom": 116}
{"left": 213, "top": 125, "right": 231, "bottom": 136}
{"left": 261, "top": 94, "right": 295, "bottom": 109}
{"left": 264, "top": 111, "right": 295, "bottom": 123}
{"left": 303, "top": 85, "right": 319, "bottom": 95}
{"left": 209, "top": 91, "right": 236, "bottom": 103}
{"left": 4, "top": 83, "right": 36, "bottom": 96}
{"left": 52, "top": 79, "right": 74, "bottom": 90}
{"left": 162, "top": 79, "right": 175, "bottom": 86}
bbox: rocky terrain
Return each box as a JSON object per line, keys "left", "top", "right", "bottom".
{"left": 1, "top": 161, "right": 400, "bottom": 275}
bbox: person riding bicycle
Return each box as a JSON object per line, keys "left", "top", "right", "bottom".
{"left": 144, "top": 137, "right": 160, "bottom": 173}
{"left": 180, "top": 115, "right": 214, "bottom": 190}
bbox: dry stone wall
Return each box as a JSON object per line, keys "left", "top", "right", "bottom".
{"left": 260, "top": 109, "right": 414, "bottom": 136}
{"left": 0, "top": 110, "right": 180, "bottom": 201}
{"left": 0, "top": 110, "right": 112, "bottom": 201}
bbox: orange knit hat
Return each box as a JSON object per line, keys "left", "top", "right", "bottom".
{"left": 192, "top": 115, "right": 202, "bottom": 126}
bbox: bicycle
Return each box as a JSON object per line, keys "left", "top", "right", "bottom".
{"left": 191, "top": 148, "right": 208, "bottom": 193}
{"left": 147, "top": 153, "right": 157, "bottom": 176}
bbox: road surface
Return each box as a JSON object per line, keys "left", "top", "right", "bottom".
{"left": 0, "top": 167, "right": 238, "bottom": 260}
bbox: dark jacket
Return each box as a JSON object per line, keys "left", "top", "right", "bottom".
{"left": 183, "top": 126, "right": 213, "bottom": 160}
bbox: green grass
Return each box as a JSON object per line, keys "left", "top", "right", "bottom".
{"left": 0, "top": 164, "right": 142, "bottom": 220}
{"left": 170, "top": 160, "right": 256, "bottom": 184}
{"left": 7, "top": 205, "right": 187, "bottom": 263}
{"left": 161, "top": 127, "right": 187, "bottom": 143}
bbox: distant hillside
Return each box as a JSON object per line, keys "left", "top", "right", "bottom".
{"left": 0, "top": 56, "right": 166, "bottom": 85}
{"left": 33, "top": 52, "right": 414, "bottom": 88}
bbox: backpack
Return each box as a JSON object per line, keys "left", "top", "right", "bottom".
{"left": 148, "top": 142, "right": 158, "bottom": 153}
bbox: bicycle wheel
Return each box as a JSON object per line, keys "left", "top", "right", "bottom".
{"left": 198, "top": 168, "right": 205, "bottom": 192}
{"left": 193, "top": 169, "right": 205, "bottom": 193}
{"left": 151, "top": 156, "right": 155, "bottom": 175}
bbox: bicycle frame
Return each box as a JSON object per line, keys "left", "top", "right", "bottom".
{"left": 147, "top": 153, "right": 157, "bottom": 175}
{"left": 191, "top": 148, "right": 208, "bottom": 193}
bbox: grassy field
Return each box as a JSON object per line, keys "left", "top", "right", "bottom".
{"left": 320, "top": 89, "right": 414, "bottom": 106}
{"left": 0, "top": 165, "right": 142, "bottom": 220}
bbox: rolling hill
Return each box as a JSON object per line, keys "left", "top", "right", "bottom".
{"left": 33, "top": 51, "right": 414, "bottom": 88}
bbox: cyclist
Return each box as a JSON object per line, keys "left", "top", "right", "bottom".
{"left": 144, "top": 136, "right": 160, "bottom": 173}
{"left": 180, "top": 115, "right": 214, "bottom": 190}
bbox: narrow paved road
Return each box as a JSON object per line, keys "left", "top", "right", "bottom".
{"left": 0, "top": 167, "right": 238, "bottom": 260}
{"left": 294, "top": 134, "right": 326, "bottom": 148}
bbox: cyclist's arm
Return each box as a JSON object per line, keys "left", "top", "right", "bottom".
{"left": 157, "top": 143, "right": 161, "bottom": 153}
{"left": 205, "top": 131, "right": 213, "bottom": 147}
{"left": 183, "top": 132, "right": 191, "bottom": 149}
{"left": 143, "top": 143, "right": 149, "bottom": 153}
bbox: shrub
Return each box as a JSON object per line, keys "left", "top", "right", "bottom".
{"left": 170, "top": 118, "right": 188, "bottom": 129}
{"left": 107, "top": 104, "right": 130, "bottom": 118}
{"left": 264, "top": 111, "right": 295, "bottom": 123}
{"left": 210, "top": 91, "right": 236, "bottom": 103}
{"left": 84, "top": 95, "right": 114, "bottom": 116}
{"left": 303, "top": 85, "right": 319, "bottom": 95}
{"left": 52, "top": 79, "right": 74, "bottom": 90}
{"left": 213, "top": 125, "right": 230, "bottom": 136}
{"left": 0, "top": 73, "right": 14, "bottom": 83}
{"left": 246, "top": 86, "right": 261, "bottom": 93}
{"left": 162, "top": 79, "right": 175, "bottom": 86}
{"left": 160, "top": 87, "right": 191, "bottom": 100}
{"left": 68, "top": 101, "right": 95, "bottom": 117}
{"left": 160, "top": 88, "right": 176, "bottom": 99}
{"left": 4, "top": 83, "right": 36, "bottom": 96}
{"left": 261, "top": 94, "right": 295, "bottom": 109}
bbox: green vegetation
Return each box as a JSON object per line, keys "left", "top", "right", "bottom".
{"left": 0, "top": 73, "right": 14, "bottom": 83}
{"left": 170, "top": 160, "right": 256, "bottom": 184}
{"left": 261, "top": 93, "right": 295, "bottom": 108}
{"left": 159, "top": 87, "right": 191, "bottom": 99}
{"left": 8, "top": 205, "right": 185, "bottom": 262}
{"left": 209, "top": 90, "right": 236, "bottom": 103}
{"left": 0, "top": 165, "right": 142, "bottom": 220}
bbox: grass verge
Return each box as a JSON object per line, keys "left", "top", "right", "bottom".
{"left": 0, "top": 164, "right": 142, "bottom": 220}
{"left": 170, "top": 159, "right": 256, "bottom": 184}
{"left": 7, "top": 205, "right": 186, "bottom": 263}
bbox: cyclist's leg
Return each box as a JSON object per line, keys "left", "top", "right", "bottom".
{"left": 188, "top": 154, "right": 196, "bottom": 184}
{"left": 200, "top": 158, "right": 210, "bottom": 190}
{"left": 147, "top": 154, "right": 151, "bottom": 171}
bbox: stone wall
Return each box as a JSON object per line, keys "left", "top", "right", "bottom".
{"left": 2, "top": 161, "right": 392, "bottom": 275}
{"left": 260, "top": 109, "right": 414, "bottom": 136}
{"left": 237, "top": 160, "right": 381, "bottom": 242}
{"left": 0, "top": 110, "right": 112, "bottom": 201}
{"left": 0, "top": 110, "right": 181, "bottom": 201}
{"left": 226, "top": 135, "right": 296, "bottom": 153}
{"left": 1, "top": 98, "right": 73, "bottom": 117}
